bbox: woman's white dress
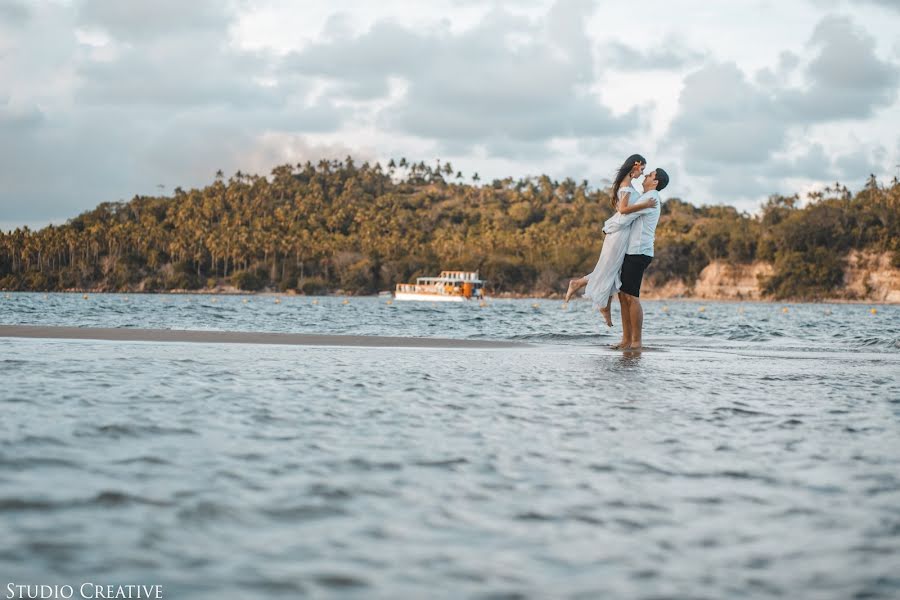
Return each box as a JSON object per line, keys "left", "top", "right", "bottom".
{"left": 583, "top": 185, "right": 640, "bottom": 310}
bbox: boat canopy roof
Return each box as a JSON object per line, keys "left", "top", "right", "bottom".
{"left": 439, "top": 271, "right": 479, "bottom": 280}
{"left": 416, "top": 271, "right": 483, "bottom": 285}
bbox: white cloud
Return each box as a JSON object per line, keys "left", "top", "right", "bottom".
{"left": 78, "top": 0, "right": 232, "bottom": 41}
{"left": 0, "top": 0, "right": 29, "bottom": 25}
{"left": 1, "top": 0, "right": 900, "bottom": 228}
{"left": 602, "top": 36, "right": 707, "bottom": 71}
{"left": 661, "top": 13, "right": 899, "bottom": 211}
{"left": 282, "top": 1, "right": 640, "bottom": 152}
{"left": 778, "top": 15, "right": 899, "bottom": 121}
{"left": 667, "top": 62, "right": 787, "bottom": 168}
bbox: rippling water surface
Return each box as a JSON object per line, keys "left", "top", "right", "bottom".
{"left": 2, "top": 293, "right": 899, "bottom": 598}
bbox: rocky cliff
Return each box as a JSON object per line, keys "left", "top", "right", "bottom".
{"left": 643, "top": 252, "right": 900, "bottom": 303}
{"left": 843, "top": 251, "right": 900, "bottom": 303}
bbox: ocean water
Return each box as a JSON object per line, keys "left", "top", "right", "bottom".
{"left": 2, "top": 293, "right": 899, "bottom": 599}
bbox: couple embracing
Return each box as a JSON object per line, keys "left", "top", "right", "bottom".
{"left": 565, "top": 154, "right": 669, "bottom": 351}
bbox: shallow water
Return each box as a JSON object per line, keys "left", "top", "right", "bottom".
{"left": 2, "top": 293, "right": 899, "bottom": 598}
{"left": 2, "top": 291, "right": 899, "bottom": 351}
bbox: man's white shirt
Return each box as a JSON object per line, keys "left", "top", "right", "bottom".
{"left": 616, "top": 190, "right": 660, "bottom": 257}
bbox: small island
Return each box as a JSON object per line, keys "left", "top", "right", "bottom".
{"left": 1, "top": 158, "right": 898, "bottom": 302}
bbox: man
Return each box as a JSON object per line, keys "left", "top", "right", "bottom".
{"left": 613, "top": 168, "right": 669, "bottom": 350}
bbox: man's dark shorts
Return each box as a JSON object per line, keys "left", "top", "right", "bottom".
{"left": 620, "top": 254, "right": 652, "bottom": 297}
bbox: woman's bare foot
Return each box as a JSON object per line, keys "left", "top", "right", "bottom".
{"left": 627, "top": 342, "right": 643, "bottom": 351}
{"left": 611, "top": 340, "right": 627, "bottom": 349}
{"left": 599, "top": 306, "right": 613, "bottom": 327}
{"left": 565, "top": 280, "right": 579, "bottom": 303}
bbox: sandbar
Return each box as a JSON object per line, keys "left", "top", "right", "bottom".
{"left": 0, "top": 325, "right": 527, "bottom": 349}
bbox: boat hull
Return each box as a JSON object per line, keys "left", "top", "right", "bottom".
{"left": 394, "top": 292, "right": 467, "bottom": 302}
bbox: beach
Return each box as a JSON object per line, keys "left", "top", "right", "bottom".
{"left": 0, "top": 324, "right": 526, "bottom": 349}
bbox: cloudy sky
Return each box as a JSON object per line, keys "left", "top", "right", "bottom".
{"left": 1, "top": 0, "right": 899, "bottom": 231}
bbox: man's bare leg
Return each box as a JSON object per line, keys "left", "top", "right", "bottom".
{"left": 565, "top": 276, "right": 588, "bottom": 302}
{"left": 612, "top": 292, "right": 631, "bottom": 348}
{"left": 627, "top": 294, "right": 644, "bottom": 350}
{"left": 598, "top": 296, "right": 613, "bottom": 327}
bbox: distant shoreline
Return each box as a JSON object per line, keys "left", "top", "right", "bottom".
{"left": 2, "top": 289, "right": 897, "bottom": 305}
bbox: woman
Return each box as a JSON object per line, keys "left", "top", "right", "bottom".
{"left": 564, "top": 154, "right": 657, "bottom": 327}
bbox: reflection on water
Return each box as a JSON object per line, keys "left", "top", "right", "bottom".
{"left": 618, "top": 349, "right": 644, "bottom": 367}
{"left": 1, "top": 295, "right": 899, "bottom": 598}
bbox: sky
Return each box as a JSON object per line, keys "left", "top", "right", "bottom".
{"left": 1, "top": 0, "right": 899, "bottom": 231}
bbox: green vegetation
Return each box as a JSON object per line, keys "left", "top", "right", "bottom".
{"left": 1, "top": 160, "right": 898, "bottom": 299}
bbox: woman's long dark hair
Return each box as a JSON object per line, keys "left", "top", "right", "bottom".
{"left": 611, "top": 153, "right": 646, "bottom": 209}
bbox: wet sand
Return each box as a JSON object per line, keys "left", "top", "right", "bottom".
{"left": 0, "top": 325, "right": 526, "bottom": 349}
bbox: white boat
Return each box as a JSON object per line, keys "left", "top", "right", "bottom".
{"left": 394, "top": 271, "right": 486, "bottom": 302}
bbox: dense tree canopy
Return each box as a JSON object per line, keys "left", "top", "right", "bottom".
{"left": 1, "top": 159, "right": 898, "bottom": 299}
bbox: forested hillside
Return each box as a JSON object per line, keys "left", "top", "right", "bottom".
{"left": 2, "top": 158, "right": 898, "bottom": 299}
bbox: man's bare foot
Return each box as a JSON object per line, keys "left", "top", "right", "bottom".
{"left": 564, "top": 280, "right": 579, "bottom": 303}
{"left": 599, "top": 306, "right": 613, "bottom": 327}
